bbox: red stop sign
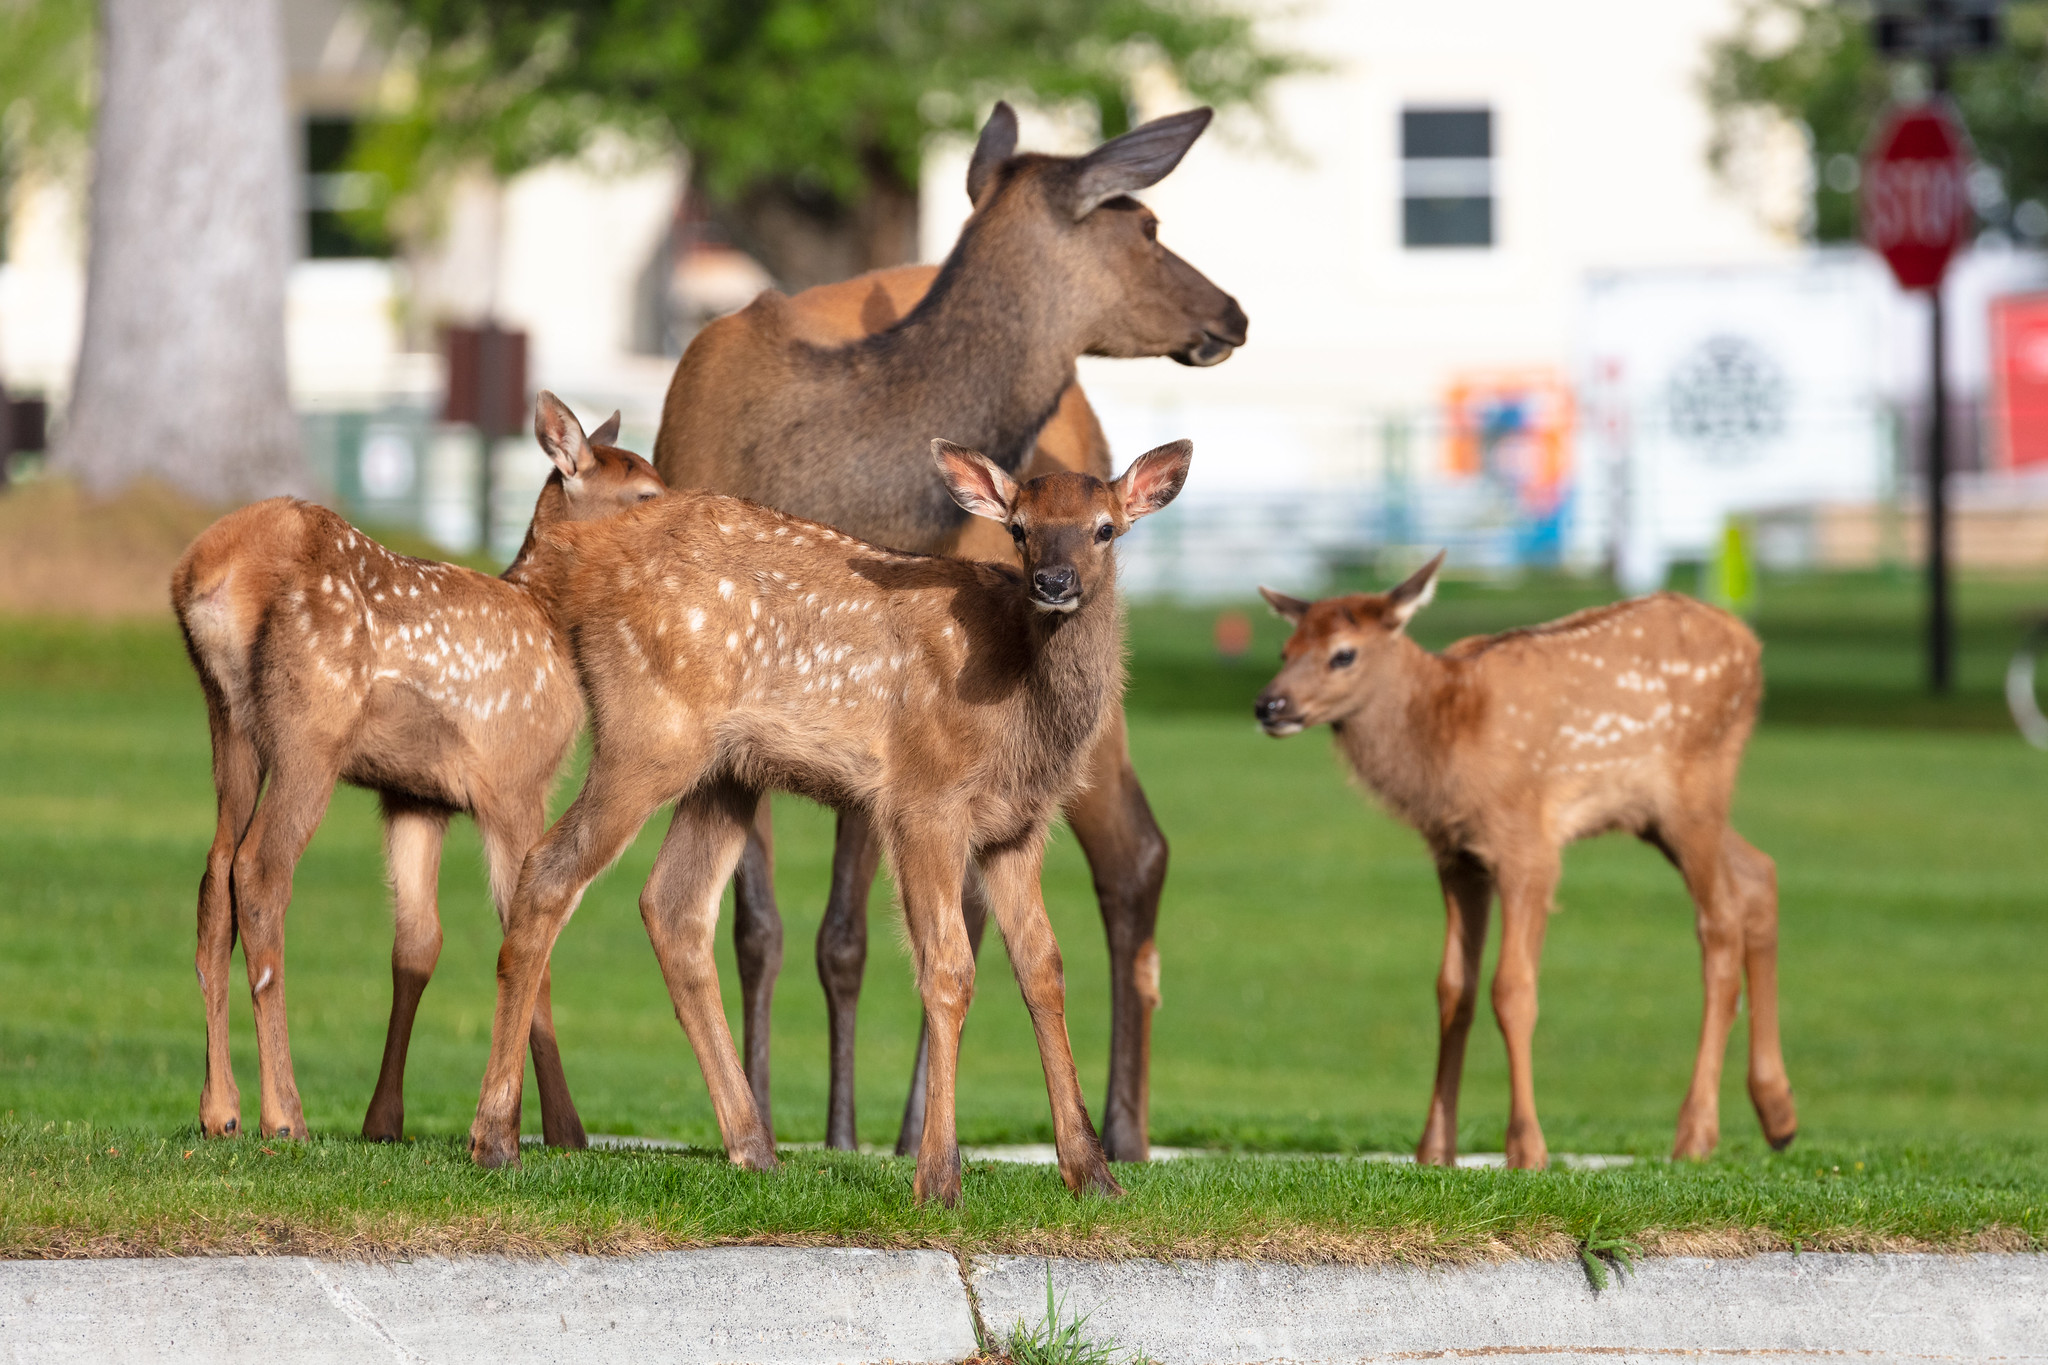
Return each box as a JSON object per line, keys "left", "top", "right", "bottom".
{"left": 1862, "top": 103, "right": 1973, "bottom": 292}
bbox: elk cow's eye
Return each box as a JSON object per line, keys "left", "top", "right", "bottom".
{"left": 1143, "top": 218, "right": 1158, "bottom": 242}
{"left": 1094, "top": 523, "right": 1115, "bottom": 543}
{"left": 1330, "top": 648, "right": 1358, "bottom": 670}
{"left": 1009, "top": 524, "right": 1026, "bottom": 544}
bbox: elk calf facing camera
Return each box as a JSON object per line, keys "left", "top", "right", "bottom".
{"left": 1255, "top": 558, "right": 1796, "bottom": 1169}
{"left": 467, "top": 428, "right": 1193, "bottom": 1208}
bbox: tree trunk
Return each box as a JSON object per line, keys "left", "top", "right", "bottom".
{"left": 703, "top": 154, "right": 920, "bottom": 292}
{"left": 56, "top": 0, "right": 305, "bottom": 503}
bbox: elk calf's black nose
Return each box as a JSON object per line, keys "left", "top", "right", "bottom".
{"left": 1035, "top": 568, "right": 1075, "bottom": 596}
{"left": 1256, "top": 694, "right": 1284, "bottom": 720}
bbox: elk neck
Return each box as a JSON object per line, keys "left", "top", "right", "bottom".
{"left": 1330, "top": 635, "right": 1466, "bottom": 829}
{"left": 499, "top": 478, "right": 577, "bottom": 619}
{"left": 1012, "top": 558, "right": 1125, "bottom": 766}
{"left": 852, "top": 213, "right": 1083, "bottom": 477}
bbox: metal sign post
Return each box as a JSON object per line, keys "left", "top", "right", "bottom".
{"left": 1867, "top": 2, "right": 2000, "bottom": 694}
{"left": 441, "top": 323, "right": 529, "bottom": 560}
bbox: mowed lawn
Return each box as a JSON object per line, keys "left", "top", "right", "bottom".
{"left": 2, "top": 568, "right": 2045, "bottom": 1256}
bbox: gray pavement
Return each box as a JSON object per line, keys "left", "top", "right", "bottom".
{"left": 0, "top": 1247, "right": 978, "bottom": 1365}
{"left": 3, "top": 1248, "right": 2042, "bottom": 1364}
{"left": 973, "top": 1251, "right": 2048, "bottom": 1364}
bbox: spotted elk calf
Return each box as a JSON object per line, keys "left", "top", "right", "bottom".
{"left": 1254, "top": 559, "right": 1796, "bottom": 1168}
{"left": 171, "top": 396, "right": 663, "bottom": 1143}
{"left": 467, "top": 436, "right": 1194, "bottom": 1206}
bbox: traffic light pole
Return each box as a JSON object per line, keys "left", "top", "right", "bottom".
{"left": 1928, "top": 54, "right": 1953, "bottom": 695}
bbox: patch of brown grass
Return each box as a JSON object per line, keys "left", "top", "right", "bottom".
{"left": 0, "top": 477, "right": 223, "bottom": 618}
{"left": 10, "top": 1217, "right": 2028, "bottom": 1264}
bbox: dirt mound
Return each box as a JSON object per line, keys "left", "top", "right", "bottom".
{"left": 0, "top": 477, "right": 225, "bottom": 618}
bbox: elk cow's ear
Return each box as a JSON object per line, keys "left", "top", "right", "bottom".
{"left": 1384, "top": 550, "right": 1447, "bottom": 632}
{"left": 535, "top": 390, "right": 596, "bottom": 481}
{"left": 1067, "top": 107, "right": 1213, "bottom": 219}
{"left": 932, "top": 439, "right": 1020, "bottom": 522}
{"left": 966, "top": 101, "right": 1020, "bottom": 207}
{"left": 1113, "top": 439, "right": 1193, "bottom": 521}
{"left": 1259, "top": 586, "right": 1311, "bottom": 624}
{"left": 587, "top": 409, "right": 622, "bottom": 448}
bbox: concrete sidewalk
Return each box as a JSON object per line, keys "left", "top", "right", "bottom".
{"left": 2, "top": 1248, "right": 2041, "bottom": 1364}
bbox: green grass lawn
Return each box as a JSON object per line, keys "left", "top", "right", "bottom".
{"left": 2, "top": 569, "right": 2045, "bottom": 1257}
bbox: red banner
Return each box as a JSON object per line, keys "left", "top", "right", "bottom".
{"left": 1990, "top": 293, "right": 2048, "bottom": 470}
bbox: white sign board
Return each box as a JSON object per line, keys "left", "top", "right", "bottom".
{"left": 1580, "top": 255, "right": 1893, "bottom": 591}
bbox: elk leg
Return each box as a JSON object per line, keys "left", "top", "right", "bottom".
{"left": 1726, "top": 830, "right": 1797, "bottom": 1148}
{"left": 895, "top": 861, "right": 989, "bottom": 1157}
{"left": 1061, "top": 705, "right": 1169, "bottom": 1163}
{"left": 1417, "top": 852, "right": 1493, "bottom": 1166}
{"left": 195, "top": 690, "right": 259, "bottom": 1138}
{"left": 363, "top": 799, "right": 450, "bottom": 1143}
{"left": 1491, "top": 856, "right": 1558, "bottom": 1170}
{"left": 640, "top": 783, "right": 777, "bottom": 1170}
{"left": 819, "top": 807, "right": 882, "bottom": 1150}
{"left": 731, "top": 794, "right": 783, "bottom": 1136}
{"left": 229, "top": 759, "right": 338, "bottom": 1141}
{"left": 471, "top": 760, "right": 678, "bottom": 1168}
{"left": 1668, "top": 824, "right": 1749, "bottom": 1160}
{"left": 980, "top": 836, "right": 1120, "bottom": 1197}
{"left": 480, "top": 800, "right": 587, "bottom": 1150}
{"left": 889, "top": 824, "right": 975, "bottom": 1207}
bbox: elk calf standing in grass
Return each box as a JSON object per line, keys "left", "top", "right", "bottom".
{"left": 172, "top": 397, "right": 662, "bottom": 1143}
{"left": 468, "top": 420, "right": 1193, "bottom": 1207}
{"left": 1255, "top": 559, "right": 1796, "bottom": 1169}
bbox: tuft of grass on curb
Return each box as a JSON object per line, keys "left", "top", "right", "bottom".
{"left": 1002, "top": 1262, "right": 1148, "bottom": 1365}
{"left": 2, "top": 1118, "right": 2041, "bottom": 1263}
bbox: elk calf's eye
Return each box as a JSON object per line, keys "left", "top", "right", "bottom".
{"left": 1009, "top": 525, "right": 1026, "bottom": 544}
{"left": 1095, "top": 524, "right": 1114, "bottom": 543}
{"left": 1331, "top": 648, "right": 1357, "bottom": 669}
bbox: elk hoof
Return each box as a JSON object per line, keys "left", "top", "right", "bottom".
{"left": 1670, "top": 1125, "right": 1719, "bottom": 1162}
{"left": 1069, "top": 1160, "right": 1124, "bottom": 1199}
{"left": 912, "top": 1151, "right": 963, "bottom": 1208}
{"left": 729, "top": 1133, "right": 779, "bottom": 1172}
{"left": 541, "top": 1118, "right": 589, "bottom": 1151}
{"left": 1753, "top": 1088, "right": 1798, "bottom": 1151}
{"left": 1414, "top": 1137, "right": 1458, "bottom": 1167}
{"left": 469, "top": 1129, "right": 522, "bottom": 1170}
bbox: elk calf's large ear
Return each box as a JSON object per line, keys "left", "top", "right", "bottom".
{"left": 1385, "top": 550, "right": 1447, "bottom": 632}
{"left": 932, "top": 439, "right": 1019, "bottom": 522}
{"left": 587, "top": 409, "right": 622, "bottom": 448}
{"left": 966, "top": 101, "right": 1020, "bottom": 207}
{"left": 1068, "top": 107, "right": 1213, "bottom": 219}
{"left": 1259, "top": 586, "right": 1311, "bottom": 624}
{"left": 1113, "top": 439, "right": 1193, "bottom": 522}
{"left": 535, "top": 390, "right": 596, "bottom": 481}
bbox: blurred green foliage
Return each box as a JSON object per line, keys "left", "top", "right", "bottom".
{"left": 1706, "top": 0, "right": 2048, "bottom": 242}
{"left": 366, "top": 0, "right": 1300, "bottom": 191}
{"left": 352, "top": 0, "right": 1308, "bottom": 279}
{"left": 0, "top": 0, "right": 94, "bottom": 193}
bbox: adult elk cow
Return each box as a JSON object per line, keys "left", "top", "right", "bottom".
{"left": 655, "top": 101, "right": 1246, "bottom": 1161}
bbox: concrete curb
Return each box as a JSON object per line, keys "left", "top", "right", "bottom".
{"left": 4, "top": 1249, "right": 2042, "bottom": 1364}
{"left": 0, "top": 1247, "right": 979, "bottom": 1365}
{"left": 971, "top": 1251, "right": 2048, "bottom": 1364}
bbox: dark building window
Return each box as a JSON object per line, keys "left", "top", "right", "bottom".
{"left": 305, "top": 117, "right": 392, "bottom": 259}
{"left": 1402, "top": 107, "right": 1494, "bottom": 248}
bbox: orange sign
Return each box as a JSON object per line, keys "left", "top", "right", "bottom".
{"left": 1443, "top": 370, "right": 1575, "bottom": 515}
